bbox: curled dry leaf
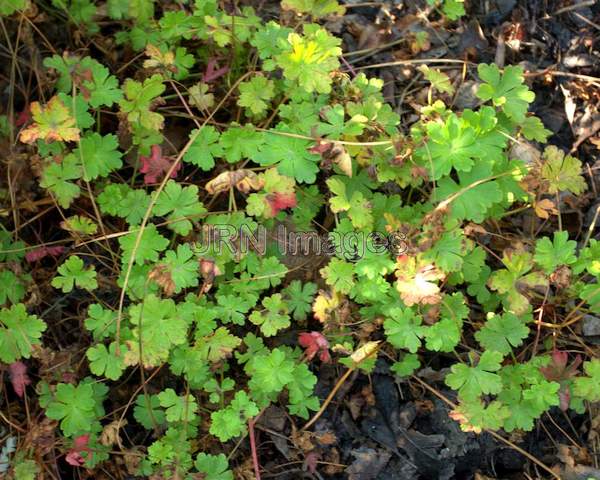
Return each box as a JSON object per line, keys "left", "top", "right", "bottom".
{"left": 205, "top": 169, "right": 264, "bottom": 195}
{"left": 534, "top": 198, "right": 558, "bottom": 219}
{"left": 100, "top": 419, "right": 126, "bottom": 447}
{"left": 148, "top": 264, "right": 176, "bottom": 296}
{"left": 311, "top": 140, "right": 352, "bottom": 177}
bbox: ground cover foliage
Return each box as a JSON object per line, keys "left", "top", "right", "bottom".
{"left": 1, "top": 0, "right": 600, "bottom": 478}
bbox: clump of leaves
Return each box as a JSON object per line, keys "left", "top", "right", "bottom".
{"left": 3, "top": 2, "right": 600, "bottom": 478}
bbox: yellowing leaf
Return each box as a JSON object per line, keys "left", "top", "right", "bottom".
{"left": 19, "top": 96, "right": 80, "bottom": 144}
{"left": 205, "top": 169, "right": 264, "bottom": 195}
{"left": 419, "top": 65, "right": 454, "bottom": 95}
{"left": 540, "top": 145, "right": 587, "bottom": 195}
{"left": 350, "top": 341, "right": 380, "bottom": 364}
{"left": 395, "top": 256, "right": 444, "bottom": 307}
{"left": 312, "top": 289, "right": 341, "bottom": 323}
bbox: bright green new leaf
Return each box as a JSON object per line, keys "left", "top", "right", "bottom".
{"left": 476, "top": 64, "right": 534, "bottom": 122}
{"left": 238, "top": 76, "right": 276, "bottom": 116}
{"left": 127, "top": 294, "right": 188, "bottom": 367}
{"left": 282, "top": 280, "right": 317, "bottom": 320}
{"left": 475, "top": 312, "right": 530, "bottom": 355}
{"left": 281, "top": 0, "right": 345, "bottom": 17}
{"left": 287, "top": 363, "right": 319, "bottom": 418}
{"left": 119, "top": 224, "right": 169, "bottom": 265}
{"left": 317, "top": 104, "right": 365, "bottom": 138}
{"left": 573, "top": 359, "right": 600, "bottom": 402}
{"left": 0, "top": 270, "right": 26, "bottom": 305}
{"left": 520, "top": 116, "right": 551, "bottom": 142}
{"left": 0, "top": 0, "right": 28, "bottom": 15}
{"left": 256, "top": 132, "right": 320, "bottom": 183}
{"left": 384, "top": 307, "right": 426, "bottom": 353}
{"left": 534, "top": 231, "right": 577, "bottom": 274}
{"left": 87, "top": 342, "right": 126, "bottom": 380}
{"left": 40, "top": 155, "right": 82, "bottom": 208}
{"left": 153, "top": 180, "right": 206, "bottom": 235}
{"left": 169, "top": 345, "right": 211, "bottom": 388}
{"left": 209, "top": 391, "right": 259, "bottom": 441}
{"left": 134, "top": 394, "right": 166, "bottom": 429}
{"left": 522, "top": 381, "right": 560, "bottom": 411}
{"left": 73, "top": 132, "right": 123, "bottom": 181}
{"left": 573, "top": 239, "right": 600, "bottom": 276}
{"left": 326, "top": 177, "right": 373, "bottom": 229}
{"left": 445, "top": 350, "right": 504, "bottom": 400}
{"left": 248, "top": 348, "right": 295, "bottom": 395}
{"left": 320, "top": 258, "right": 355, "bottom": 294}
{"left": 195, "top": 453, "right": 233, "bottom": 480}
{"left": 249, "top": 293, "right": 290, "bottom": 337}
{"left": 391, "top": 354, "right": 420, "bottom": 377}
{"left": 0, "top": 304, "right": 46, "bottom": 363}
{"left": 419, "top": 114, "right": 478, "bottom": 180}
{"left": 52, "top": 256, "right": 97, "bottom": 292}
{"left": 435, "top": 163, "right": 503, "bottom": 222}
{"left": 84, "top": 304, "right": 116, "bottom": 340}
{"left": 85, "top": 61, "right": 123, "bottom": 108}
{"left": 275, "top": 24, "right": 341, "bottom": 94}
{"left": 158, "top": 388, "right": 198, "bottom": 422}
{"left": 183, "top": 127, "right": 223, "bottom": 170}
{"left": 45, "top": 382, "right": 97, "bottom": 437}
{"left": 120, "top": 189, "right": 152, "bottom": 225}
{"left": 215, "top": 294, "right": 255, "bottom": 325}
{"left": 424, "top": 318, "right": 461, "bottom": 352}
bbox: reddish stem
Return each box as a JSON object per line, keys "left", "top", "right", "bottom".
{"left": 248, "top": 417, "right": 261, "bottom": 480}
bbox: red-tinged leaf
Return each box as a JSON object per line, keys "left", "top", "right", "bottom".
{"left": 540, "top": 350, "right": 581, "bottom": 382}
{"left": 9, "top": 361, "right": 31, "bottom": 398}
{"left": 202, "top": 58, "right": 229, "bottom": 83}
{"left": 540, "top": 350, "right": 582, "bottom": 412}
{"left": 25, "top": 246, "right": 66, "bottom": 263}
{"left": 65, "top": 450, "right": 85, "bottom": 466}
{"left": 66, "top": 434, "right": 91, "bottom": 466}
{"left": 15, "top": 104, "right": 31, "bottom": 127}
{"left": 267, "top": 192, "right": 297, "bottom": 216}
{"left": 299, "top": 331, "right": 331, "bottom": 363}
{"left": 303, "top": 451, "right": 320, "bottom": 474}
{"left": 309, "top": 140, "right": 333, "bottom": 155}
{"left": 139, "top": 145, "right": 181, "bottom": 185}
